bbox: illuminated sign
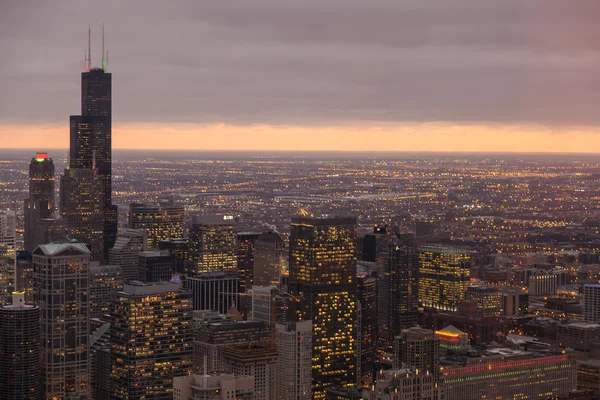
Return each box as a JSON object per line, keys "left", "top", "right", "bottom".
{"left": 35, "top": 152, "right": 48, "bottom": 162}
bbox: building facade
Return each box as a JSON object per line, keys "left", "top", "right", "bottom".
{"left": 190, "top": 215, "right": 237, "bottom": 273}
{"left": 24, "top": 153, "right": 55, "bottom": 252}
{"left": 33, "top": 243, "right": 90, "bottom": 399}
{"left": 393, "top": 327, "right": 440, "bottom": 381}
{"left": 223, "top": 342, "right": 278, "bottom": 400}
{"left": 289, "top": 216, "right": 358, "bottom": 398}
{"left": 129, "top": 199, "right": 185, "bottom": 248}
{"left": 110, "top": 281, "right": 194, "bottom": 399}
{"left": 174, "top": 373, "right": 254, "bottom": 400}
{"left": 89, "top": 263, "right": 123, "bottom": 318}
{"left": 237, "top": 232, "right": 261, "bottom": 291}
{"left": 0, "top": 293, "right": 41, "bottom": 400}
{"left": 276, "top": 320, "right": 313, "bottom": 400}
{"left": 0, "top": 210, "right": 16, "bottom": 303}
{"left": 253, "top": 231, "right": 286, "bottom": 287}
{"left": 185, "top": 271, "right": 241, "bottom": 314}
{"left": 108, "top": 228, "right": 148, "bottom": 282}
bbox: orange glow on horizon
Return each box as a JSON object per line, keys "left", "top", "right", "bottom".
{"left": 2, "top": 122, "right": 600, "bottom": 153}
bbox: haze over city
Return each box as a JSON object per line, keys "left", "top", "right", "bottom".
{"left": 2, "top": 0, "right": 600, "bottom": 152}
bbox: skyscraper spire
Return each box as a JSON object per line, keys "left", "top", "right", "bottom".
{"left": 87, "top": 26, "right": 92, "bottom": 72}
{"left": 102, "top": 24, "right": 107, "bottom": 72}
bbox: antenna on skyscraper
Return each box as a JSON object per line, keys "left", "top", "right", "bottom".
{"left": 87, "top": 26, "right": 92, "bottom": 71}
{"left": 102, "top": 24, "right": 107, "bottom": 72}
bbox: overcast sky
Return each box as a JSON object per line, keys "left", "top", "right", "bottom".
{"left": 1, "top": 0, "right": 600, "bottom": 151}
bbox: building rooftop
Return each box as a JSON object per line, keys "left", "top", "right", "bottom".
{"left": 34, "top": 242, "right": 90, "bottom": 256}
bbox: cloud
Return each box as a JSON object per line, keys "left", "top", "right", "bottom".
{"left": 1, "top": 0, "right": 600, "bottom": 127}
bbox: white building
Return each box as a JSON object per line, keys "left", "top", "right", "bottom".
{"left": 276, "top": 321, "right": 312, "bottom": 400}
{"left": 584, "top": 284, "right": 600, "bottom": 323}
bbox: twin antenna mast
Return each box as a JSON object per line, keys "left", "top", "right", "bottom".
{"left": 84, "top": 25, "right": 108, "bottom": 72}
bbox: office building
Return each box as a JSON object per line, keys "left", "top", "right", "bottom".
{"left": 89, "top": 263, "right": 122, "bottom": 318}
{"left": 502, "top": 290, "right": 529, "bottom": 316}
{"left": 223, "top": 342, "right": 278, "bottom": 400}
{"left": 24, "top": 153, "right": 55, "bottom": 252}
{"left": 443, "top": 350, "right": 576, "bottom": 400}
{"left": 434, "top": 325, "right": 469, "bottom": 351}
{"left": 173, "top": 373, "right": 254, "bottom": 400}
{"left": 15, "top": 252, "right": 35, "bottom": 303}
{"left": 129, "top": 199, "right": 185, "bottom": 248}
{"left": 0, "top": 210, "right": 16, "bottom": 303}
{"left": 393, "top": 327, "right": 440, "bottom": 381}
{"left": 557, "top": 322, "right": 600, "bottom": 352}
{"left": 33, "top": 242, "right": 90, "bottom": 399}
{"left": 585, "top": 284, "right": 600, "bottom": 323}
{"left": 418, "top": 245, "right": 471, "bottom": 311}
{"left": 0, "top": 292, "right": 41, "bottom": 400}
{"left": 362, "top": 369, "right": 443, "bottom": 400}
{"left": 378, "top": 236, "right": 419, "bottom": 350}
{"left": 464, "top": 285, "right": 502, "bottom": 316}
{"left": 193, "top": 320, "right": 269, "bottom": 373}
{"left": 60, "top": 167, "right": 104, "bottom": 261}
{"left": 237, "top": 232, "right": 261, "bottom": 291}
{"left": 254, "top": 231, "right": 285, "bottom": 287}
{"left": 251, "top": 285, "right": 290, "bottom": 331}
{"left": 529, "top": 272, "right": 558, "bottom": 296}
{"left": 160, "top": 238, "right": 191, "bottom": 274}
{"left": 276, "top": 321, "right": 312, "bottom": 400}
{"left": 111, "top": 281, "right": 193, "bottom": 400}
{"left": 357, "top": 273, "right": 377, "bottom": 381}
{"left": 138, "top": 250, "right": 172, "bottom": 282}
{"left": 190, "top": 215, "right": 237, "bottom": 273}
{"left": 108, "top": 228, "right": 148, "bottom": 281}
{"left": 185, "top": 271, "right": 240, "bottom": 314}
{"left": 289, "top": 216, "right": 358, "bottom": 398}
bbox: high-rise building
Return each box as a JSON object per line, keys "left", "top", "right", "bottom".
{"left": 33, "top": 242, "right": 90, "bottom": 399}
{"left": 464, "top": 285, "right": 502, "bottom": 316}
{"left": 0, "top": 292, "right": 41, "bottom": 400}
{"left": 110, "top": 281, "right": 193, "bottom": 400}
{"left": 193, "top": 320, "right": 270, "bottom": 373}
{"left": 60, "top": 167, "right": 104, "bottom": 261}
{"left": 190, "top": 215, "right": 237, "bottom": 273}
{"left": 254, "top": 231, "right": 285, "bottom": 287}
{"left": 160, "top": 238, "right": 191, "bottom": 274}
{"left": 393, "top": 327, "right": 440, "bottom": 381}
{"left": 15, "top": 252, "right": 35, "bottom": 303}
{"left": 89, "top": 263, "right": 123, "bottom": 318}
{"left": 184, "top": 271, "right": 240, "bottom": 314}
{"left": 24, "top": 153, "right": 55, "bottom": 252}
{"left": 418, "top": 245, "right": 472, "bottom": 312}
{"left": 138, "top": 250, "right": 173, "bottom": 282}
{"left": 251, "top": 285, "right": 290, "bottom": 331}
{"left": 378, "top": 235, "right": 419, "bottom": 350}
{"left": 357, "top": 273, "right": 377, "bottom": 382}
{"left": 0, "top": 210, "right": 16, "bottom": 303}
{"left": 443, "top": 351, "right": 576, "bottom": 400}
{"left": 237, "top": 232, "right": 261, "bottom": 291}
{"left": 129, "top": 199, "right": 184, "bottom": 248}
{"left": 173, "top": 373, "right": 255, "bottom": 400}
{"left": 362, "top": 369, "right": 443, "bottom": 400}
{"left": 223, "top": 342, "right": 278, "bottom": 400}
{"left": 584, "top": 284, "right": 600, "bottom": 323}
{"left": 275, "top": 320, "right": 312, "bottom": 400}
{"left": 108, "top": 228, "right": 148, "bottom": 282}
{"left": 289, "top": 216, "right": 358, "bottom": 398}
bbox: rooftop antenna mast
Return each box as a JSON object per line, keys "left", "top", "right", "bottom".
{"left": 87, "top": 26, "right": 92, "bottom": 71}
{"left": 102, "top": 23, "right": 107, "bottom": 72}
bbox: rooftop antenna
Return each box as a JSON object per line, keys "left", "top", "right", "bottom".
{"left": 84, "top": 49, "right": 87, "bottom": 72}
{"left": 102, "top": 23, "right": 107, "bottom": 72}
{"left": 87, "top": 26, "right": 92, "bottom": 71}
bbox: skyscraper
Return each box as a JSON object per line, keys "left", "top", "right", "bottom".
{"left": 237, "top": 232, "right": 261, "bottom": 291}
{"left": 418, "top": 245, "right": 472, "bottom": 312}
{"left": 0, "top": 210, "right": 16, "bottom": 303}
{"left": 223, "top": 342, "right": 278, "bottom": 400}
{"left": 184, "top": 271, "right": 240, "bottom": 314}
{"left": 108, "top": 228, "right": 148, "bottom": 281}
{"left": 584, "top": 284, "right": 600, "bottom": 323}
{"left": 67, "top": 32, "right": 117, "bottom": 257}
{"left": 24, "top": 153, "right": 55, "bottom": 252}
{"left": 60, "top": 167, "right": 104, "bottom": 261}
{"left": 190, "top": 215, "right": 237, "bottom": 273}
{"left": 0, "top": 292, "right": 41, "bottom": 400}
{"left": 289, "top": 216, "right": 358, "bottom": 398}
{"left": 357, "top": 273, "right": 377, "bottom": 381}
{"left": 253, "top": 231, "right": 285, "bottom": 287}
{"left": 89, "top": 263, "right": 123, "bottom": 318}
{"left": 138, "top": 250, "right": 172, "bottom": 282}
{"left": 275, "top": 320, "right": 312, "bottom": 400}
{"left": 393, "top": 327, "right": 440, "bottom": 381}
{"left": 33, "top": 242, "right": 90, "bottom": 399}
{"left": 110, "top": 281, "right": 193, "bottom": 399}
{"left": 378, "top": 235, "right": 419, "bottom": 350}
{"left": 129, "top": 199, "right": 184, "bottom": 248}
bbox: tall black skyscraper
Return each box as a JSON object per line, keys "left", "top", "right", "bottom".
{"left": 64, "top": 28, "right": 117, "bottom": 258}
{"left": 377, "top": 234, "right": 419, "bottom": 350}
{"left": 24, "top": 153, "right": 55, "bottom": 252}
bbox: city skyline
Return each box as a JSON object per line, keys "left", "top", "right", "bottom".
{"left": 2, "top": 0, "right": 600, "bottom": 152}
